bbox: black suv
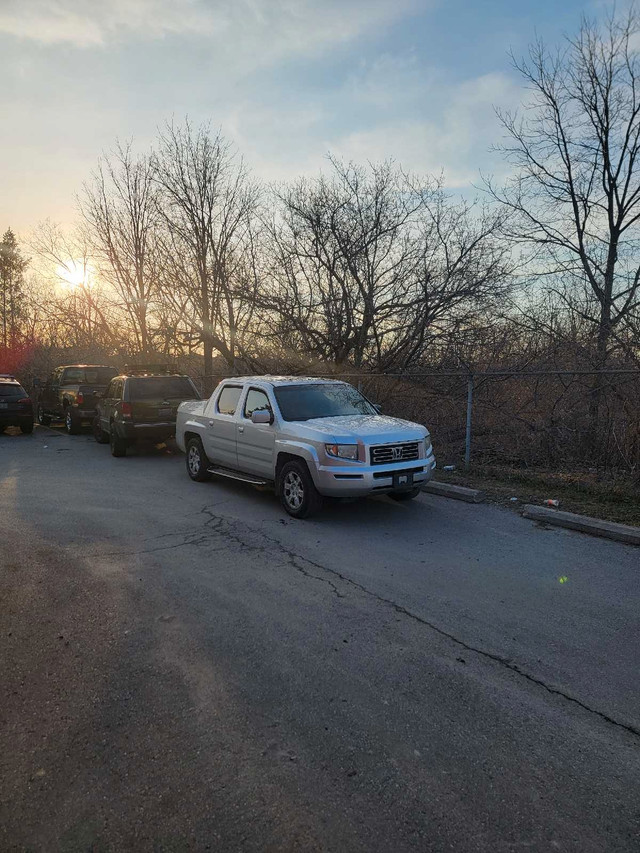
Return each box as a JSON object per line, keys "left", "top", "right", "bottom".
{"left": 0, "top": 375, "right": 33, "bottom": 434}
{"left": 94, "top": 369, "right": 201, "bottom": 457}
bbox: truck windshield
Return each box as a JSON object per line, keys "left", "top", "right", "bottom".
{"left": 128, "top": 377, "right": 199, "bottom": 400}
{"left": 274, "top": 384, "right": 376, "bottom": 422}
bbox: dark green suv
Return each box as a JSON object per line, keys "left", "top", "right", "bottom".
{"left": 93, "top": 370, "right": 201, "bottom": 457}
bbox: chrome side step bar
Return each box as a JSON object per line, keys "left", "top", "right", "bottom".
{"left": 207, "top": 466, "right": 271, "bottom": 486}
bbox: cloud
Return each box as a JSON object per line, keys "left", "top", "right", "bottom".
{"left": 195, "top": 68, "right": 522, "bottom": 193}
{"left": 0, "top": 0, "right": 420, "bottom": 57}
{"left": 330, "top": 70, "right": 522, "bottom": 188}
{"left": 0, "top": 0, "right": 215, "bottom": 46}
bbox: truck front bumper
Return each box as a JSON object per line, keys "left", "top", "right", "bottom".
{"left": 314, "top": 452, "right": 436, "bottom": 498}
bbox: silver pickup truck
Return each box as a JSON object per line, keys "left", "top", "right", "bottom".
{"left": 176, "top": 376, "right": 436, "bottom": 518}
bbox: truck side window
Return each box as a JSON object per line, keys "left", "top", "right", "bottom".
{"left": 244, "top": 389, "right": 271, "bottom": 418}
{"left": 217, "top": 385, "right": 242, "bottom": 415}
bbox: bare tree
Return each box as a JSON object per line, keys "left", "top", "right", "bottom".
{"left": 154, "top": 121, "right": 259, "bottom": 385}
{"left": 487, "top": 8, "right": 640, "bottom": 443}
{"left": 267, "top": 158, "right": 509, "bottom": 371}
{"left": 80, "top": 142, "right": 161, "bottom": 355}
{"left": 30, "top": 220, "right": 118, "bottom": 351}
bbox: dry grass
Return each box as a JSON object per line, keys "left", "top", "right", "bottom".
{"left": 437, "top": 464, "right": 640, "bottom": 527}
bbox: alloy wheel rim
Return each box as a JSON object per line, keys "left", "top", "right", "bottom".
{"left": 66, "top": 411, "right": 72, "bottom": 430}
{"left": 283, "top": 471, "right": 304, "bottom": 509}
{"left": 188, "top": 445, "right": 201, "bottom": 475}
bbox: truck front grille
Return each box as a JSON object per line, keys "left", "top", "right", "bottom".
{"left": 370, "top": 442, "right": 420, "bottom": 465}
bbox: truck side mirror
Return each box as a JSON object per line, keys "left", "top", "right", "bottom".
{"left": 251, "top": 409, "right": 273, "bottom": 425}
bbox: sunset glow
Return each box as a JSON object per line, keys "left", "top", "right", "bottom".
{"left": 56, "top": 260, "right": 92, "bottom": 289}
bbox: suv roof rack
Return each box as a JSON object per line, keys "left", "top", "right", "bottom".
{"left": 0, "top": 373, "right": 16, "bottom": 379}
{"left": 123, "top": 363, "right": 178, "bottom": 376}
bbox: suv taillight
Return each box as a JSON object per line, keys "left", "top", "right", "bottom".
{"left": 17, "top": 397, "right": 31, "bottom": 405}
{"left": 76, "top": 392, "right": 84, "bottom": 405}
{"left": 121, "top": 402, "right": 132, "bottom": 417}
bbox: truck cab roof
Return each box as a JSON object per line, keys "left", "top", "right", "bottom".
{"left": 220, "top": 376, "right": 346, "bottom": 388}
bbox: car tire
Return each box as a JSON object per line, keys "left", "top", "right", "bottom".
{"left": 20, "top": 420, "right": 34, "bottom": 435}
{"left": 278, "top": 459, "right": 323, "bottom": 519}
{"left": 65, "top": 408, "right": 81, "bottom": 435}
{"left": 93, "top": 416, "right": 109, "bottom": 444}
{"left": 37, "top": 405, "right": 51, "bottom": 426}
{"left": 186, "top": 437, "right": 212, "bottom": 482}
{"left": 110, "top": 426, "right": 128, "bottom": 457}
{"left": 390, "top": 487, "right": 421, "bottom": 501}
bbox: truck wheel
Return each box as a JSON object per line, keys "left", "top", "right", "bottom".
{"left": 186, "top": 437, "right": 211, "bottom": 482}
{"left": 20, "top": 420, "right": 34, "bottom": 435}
{"left": 65, "top": 408, "right": 81, "bottom": 435}
{"left": 391, "top": 487, "right": 421, "bottom": 501}
{"left": 37, "top": 405, "right": 51, "bottom": 427}
{"left": 93, "top": 416, "right": 109, "bottom": 444}
{"left": 110, "top": 426, "right": 127, "bottom": 457}
{"left": 278, "top": 460, "right": 323, "bottom": 519}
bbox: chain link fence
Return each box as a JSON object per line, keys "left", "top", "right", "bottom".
{"left": 192, "top": 368, "right": 640, "bottom": 472}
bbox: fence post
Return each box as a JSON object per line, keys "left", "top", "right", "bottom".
{"left": 465, "top": 374, "right": 473, "bottom": 470}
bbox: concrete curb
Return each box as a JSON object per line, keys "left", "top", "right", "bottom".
{"left": 422, "top": 481, "right": 485, "bottom": 503}
{"left": 522, "top": 505, "right": 640, "bottom": 546}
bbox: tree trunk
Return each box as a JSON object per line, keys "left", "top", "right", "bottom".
{"left": 587, "top": 279, "right": 613, "bottom": 458}
{"left": 203, "top": 334, "right": 214, "bottom": 397}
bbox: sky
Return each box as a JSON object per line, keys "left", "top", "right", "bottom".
{"left": 0, "top": 0, "right": 608, "bottom": 236}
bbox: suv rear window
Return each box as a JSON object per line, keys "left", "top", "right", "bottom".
{"left": 128, "top": 377, "right": 199, "bottom": 400}
{"left": 62, "top": 367, "right": 117, "bottom": 385}
{"left": 0, "top": 383, "right": 26, "bottom": 397}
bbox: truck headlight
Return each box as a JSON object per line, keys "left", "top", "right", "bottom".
{"left": 325, "top": 443, "right": 359, "bottom": 461}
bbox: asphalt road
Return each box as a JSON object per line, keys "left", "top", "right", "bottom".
{"left": 1, "top": 424, "right": 639, "bottom": 852}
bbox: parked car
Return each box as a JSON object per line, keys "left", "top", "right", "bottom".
{"left": 176, "top": 376, "right": 436, "bottom": 518}
{"left": 93, "top": 369, "right": 201, "bottom": 457}
{"left": 0, "top": 376, "right": 34, "bottom": 434}
{"left": 37, "top": 364, "right": 118, "bottom": 434}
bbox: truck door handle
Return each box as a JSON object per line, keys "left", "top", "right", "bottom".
{"left": 238, "top": 426, "right": 244, "bottom": 433}
{"left": 208, "top": 420, "right": 214, "bottom": 427}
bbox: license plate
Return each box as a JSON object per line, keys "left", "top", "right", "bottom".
{"left": 393, "top": 471, "right": 413, "bottom": 490}
{"left": 0, "top": 403, "right": 8, "bottom": 409}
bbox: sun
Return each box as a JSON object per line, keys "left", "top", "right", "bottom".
{"left": 56, "top": 260, "right": 92, "bottom": 289}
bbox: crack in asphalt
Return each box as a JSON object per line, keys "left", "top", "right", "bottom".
{"left": 94, "top": 501, "right": 640, "bottom": 740}
{"left": 204, "top": 506, "right": 640, "bottom": 741}
{"left": 287, "top": 553, "right": 640, "bottom": 742}
{"left": 198, "top": 506, "right": 343, "bottom": 597}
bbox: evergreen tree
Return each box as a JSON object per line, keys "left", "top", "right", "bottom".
{"left": 0, "top": 228, "right": 28, "bottom": 348}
